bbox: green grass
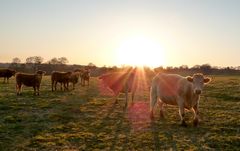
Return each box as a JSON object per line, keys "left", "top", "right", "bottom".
{"left": 0, "top": 75, "right": 239, "bottom": 150}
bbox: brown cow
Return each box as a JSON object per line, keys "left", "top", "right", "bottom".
{"left": 51, "top": 71, "right": 72, "bottom": 91}
{"left": 0, "top": 68, "right": 16, "bottom": 83}
{"left": 150, "top": 73, "right": 211, "bottom": 126}
{"left": 99, "top": 68, "right": 138, "bottom": 106}
{"left": 80, "top": 69, "right": 90, "bottom": 86}
{"left": 69, "top": 71, "right": 80, "bottom": 89}
{"left": 16, "top": 70, "right": 46, "bottom": 95}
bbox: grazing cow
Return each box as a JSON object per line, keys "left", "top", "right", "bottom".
{"left": 0, "top": 68, "right": 16, "bottom": 83}
{"left": 51, "top": 71, "right": 72, "bottom": 91}
{"left": 150, "top": 73, "right": 211, "bottom": 126}
{"left": 99, "top": 68, "right": 138, "bottom": 106}
{"left": 80, "top": 69, "right": 90, "bottom": 86}
{"left": 16, "top": 70, "right": 46, "bottom": 95}
{"left": 69, "top": 71, "right": 80, "bottom": 89}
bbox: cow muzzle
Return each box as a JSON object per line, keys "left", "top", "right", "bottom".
{"left": 195, "top": 89, "right": 202, "bottom": 95}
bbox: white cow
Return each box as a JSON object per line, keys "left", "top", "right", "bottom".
{"left": 150, "top": 73, "right": 211, "bottom": 126}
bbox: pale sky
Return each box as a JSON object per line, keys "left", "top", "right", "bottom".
{"left": 0, "top": 0, "right": 239, "bottom": 67}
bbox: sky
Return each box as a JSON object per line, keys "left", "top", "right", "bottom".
{"left": 0, "top": 0, "right": 239, "bottom": 67}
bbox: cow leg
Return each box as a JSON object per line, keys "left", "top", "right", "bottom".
{"left": 124, "top": 85, "right": 129, "bottom": 107}
{"left": 131, "top": 91, "right": 135, "bottom": 105}
{"left": 16, "top": 84, "right": 20, "bottom": 95}
{"left": 125, "top": 92, "right": 128, "bottom": 107}
{"left": 51, "top": 80, "right": 54, "bottom": 92}
{"left": 179, "top": 106, "right": 187, "bottom": 127}
{"left": 17, "top": 84, "right": 22, "bottom": 95}
{"left": 60, "top": 82, "right": 63, "bottom": 91}
{"left": 157, "top": 100, "right": 165, "bottom": 118}
{"left": 192, "top": 104, "right": 199, "bottom": 127}
{"left": 37, "top": 85, "right": 40, "bottom": 96}
{"left": 150, "top": 87, "right": 157, "bottom": 119}
{"left": 64, "top": 82, "right": 68, "bottom": 91}
{"left": 63, "top": 83, "right": 65, "bottom": 91}
{"left": 177, "top": 97, "right": 187, "bottom": 126}
{"left": 54, "top": 82, "right": 57, "bottom": 91}
{"left": 33, "top": 86, "right": 36, "bottom": 95}
{"left": 16, "top": 84, "right": 18, "bottom": 95}
{"left": 7, "top": 77, "right": 9, "bottom": 83}
{"left": 64, "top": 82, "right": 69, "bottom": 91}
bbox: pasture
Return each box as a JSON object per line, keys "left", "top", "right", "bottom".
{"left": 0, "top": 75, "right": 239, "bottom": 150}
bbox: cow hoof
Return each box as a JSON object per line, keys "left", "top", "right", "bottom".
{"left": 193, "top": 119, "right": 199, "bottom": 127}
{"left": 181, "top": 121, "right": 187, "bottom": 127}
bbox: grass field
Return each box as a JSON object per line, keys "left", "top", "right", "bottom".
{"left": 0, "top": 75, "right": 239, "bottom": 150}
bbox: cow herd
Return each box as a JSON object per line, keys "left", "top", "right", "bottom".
{"left": 0, "top": 67, "right": 212, "bottom": 126}
{"left": 0, "top": 68, "right": 90, "bottom": 95}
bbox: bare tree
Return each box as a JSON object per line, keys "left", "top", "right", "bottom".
{"left": 200, "top": 64, "right": 212, "bottom": 74}
{"left": 26, "top": 57, "right": 35, "bottom": 64}
{"left": 12, "top": 57, "right": 21, "bottom": 64}
{"left": 179, "top": 65, "right": 188, "bottom": 70}
{"left": 10, "top": 57, "right": 21, "bottom": 69}
{"left": 25, "top": 56, "right": 44, "bottom": 71}
{"left": 48, "top": 57, "right": 59, "bottom": 64}
{"left": 88, "top": 62, "right": 96, "bottom": 67}
{"left": 48, "top": 57, "right": 68, "bottom": 64}
{"left": 58, "top": 57, "right": 68, "bottom": 64}
{"left": 33, "top": 56, "right": 44, "bottom": 64}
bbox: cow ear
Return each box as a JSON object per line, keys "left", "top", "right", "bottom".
{"left": 186, "top": 76, "right": 193, "bottom": 82}
{"left": 204, "top": 77, "right": 211, "bottom": 83}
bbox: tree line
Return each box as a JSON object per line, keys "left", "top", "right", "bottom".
{"left": 6, "top": 56, "right": 76, "bottom": 74}
{"left": 1, "top": 56, "right": 240, "bottom": 76}
{"left": 11, "top": 56, "right": 68, "bottom": 65}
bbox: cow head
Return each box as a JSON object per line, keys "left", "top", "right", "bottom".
{"left": 187, "top": 73, "right": 211, "bottom": 95}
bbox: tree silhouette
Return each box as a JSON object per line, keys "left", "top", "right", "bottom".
{"left": 12, "top": 57, "right": 21, "bottom": 64}
{"left": 58, "top": 57, "right": 68, "bottom": 64}
{"left": 26, "top": 57, "right": 35, "bottom": 64}
{"left": 34, "top": 56, "right": 44, "bottom": 64}
{"left": 48, "top": 57, "right": 68, "bottom": 64}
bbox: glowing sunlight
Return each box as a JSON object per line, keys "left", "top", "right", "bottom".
{"left": 116, "top": 36, "right": 166, "bottom": 67}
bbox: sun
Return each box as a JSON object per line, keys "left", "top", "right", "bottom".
{"left": 115, "top": 36, "right": 165, "bottom": 67}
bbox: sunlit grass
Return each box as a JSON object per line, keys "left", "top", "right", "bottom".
{"left": 0, "top": 75, "right": 239, "bottom": 150}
